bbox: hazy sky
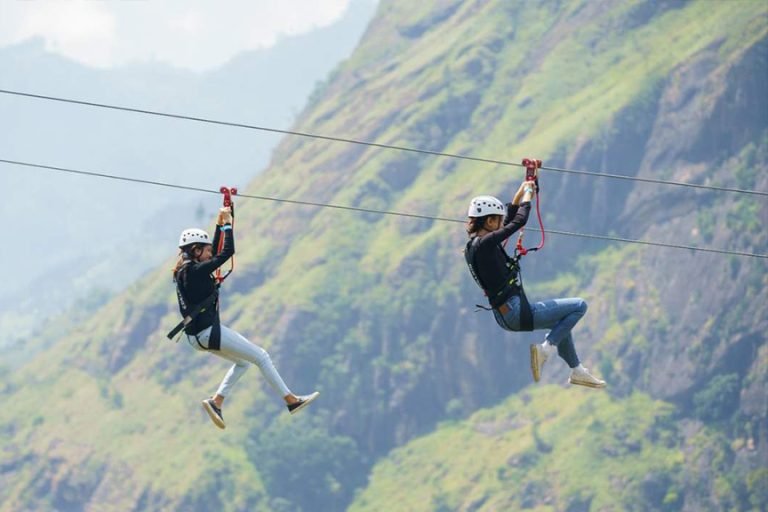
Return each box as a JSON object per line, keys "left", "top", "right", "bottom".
{"left": 0, "top": 0, "right": 365, "bottom": 71}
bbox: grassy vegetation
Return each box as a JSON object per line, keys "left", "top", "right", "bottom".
{"left": 2, "top": 0, "right": 766, "bottom": 510}
{"left": 350, "top": 387, "right": 685, "bottom": 512}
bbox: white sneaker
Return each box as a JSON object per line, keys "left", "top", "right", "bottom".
{"left": 568, "top": 366, "right": 606, "bottom": 389}
{"left": 287, "top": 391, "right": 320, "bottom": 415}
{"left": 529, "top": 343, "right": 552, "bottom": 382}
{"left": 202, "top": 398, "right": 226, "bottom": 429}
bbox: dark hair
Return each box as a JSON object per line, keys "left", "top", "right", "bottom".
{"left": 172, "top": 244, "right": 204, "bottom": 279}
{"left": 466, "top": 215, "right": 502, "bottom": 236}
{"left": 466, "top": 217, "right": 484, "bottom": 236}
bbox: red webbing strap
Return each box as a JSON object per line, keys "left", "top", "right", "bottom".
{"left": 514, "top": 158, "right": 545, "bottom": 257}
{"left": 215, "top": 186, "right": 237, "bottom": 284}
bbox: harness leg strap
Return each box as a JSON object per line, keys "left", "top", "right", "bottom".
{"left": 519, "top": 290, "right": 534, "bottom": 332}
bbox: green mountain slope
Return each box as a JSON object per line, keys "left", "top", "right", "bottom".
{"left": 352, "top": 387, "right": 687, "bottom": 511}
{"left": 1, "top": 0, "right": 766, "bottom": 511}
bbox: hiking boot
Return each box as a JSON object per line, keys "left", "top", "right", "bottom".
{"left": 529, "top": 343, "right": 553, "bottom": 382}
{"left": 568, "top": 367, "right": 606, "bottom": 389}
{"left": 202, "top": 398, "right": 226, "bottom": 429}
{"left": 287, "top": 391, "right": 320, "bottom": 415}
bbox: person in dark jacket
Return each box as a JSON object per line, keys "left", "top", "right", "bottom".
{"left": 174, "top": 207, "right": 319, "bottom": 429}
{"left": 465, "top": 179, "right": 605, "bottom": 388}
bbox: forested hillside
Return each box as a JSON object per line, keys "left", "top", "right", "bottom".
{"left": 1, "top": 1, "right": 765, "bottom": 511}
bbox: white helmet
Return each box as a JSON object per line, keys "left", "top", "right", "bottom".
{"left": 467, "top": 195, "right": 505, "bottom": 217}
{"left": 178, "top": 228, "right": 212, "bottom": 248}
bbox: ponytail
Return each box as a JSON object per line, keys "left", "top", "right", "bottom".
{"left": 172, "top": 248, "right": 195, "bottom": 280}
{"left": 466, "top": 217, "right": 485, "bottom": 236}
{"left": 466, "top": 214, "right": 503, "bottom": 236}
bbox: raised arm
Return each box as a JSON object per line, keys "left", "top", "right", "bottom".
{"left": 194, "top": 224, "right": 235, "bottom": 274}
{"left": 482, "top": 180, "right": 535, "bottom": 244}
{"left": 211, "top": 224, "right": 222, "bottom": 256}
{"left": 195, "top": 207, "right": 235, "bottom": 274}
{"left": 211, "top": 207, "right": 231, "bottom": 254}
{"left": 483, "top": 201, "right": 531, "bottom": 244}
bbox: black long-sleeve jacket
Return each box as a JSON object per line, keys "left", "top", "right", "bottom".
{"left": 467, "top": 202, "right": 531, "bottom": 305}
{"left": 176, "top": 224, "right": 235, "bottom": 336}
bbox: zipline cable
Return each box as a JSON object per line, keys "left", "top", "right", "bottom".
{"left": 1, "top": 88, "right": 767, "bottom": 198}
{"left": 2, "top": 157, "right": 766, "bottom": 259}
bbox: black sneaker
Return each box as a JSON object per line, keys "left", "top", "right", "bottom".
{"left": 202, "top": 398, "right": 226, "bottom": 429}
{"left": 287, "top": 391, "right": 320, "bottom": 415}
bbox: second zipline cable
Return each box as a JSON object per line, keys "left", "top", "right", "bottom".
{"left": 1, "top": 158, "right": 766, "bottom": 259}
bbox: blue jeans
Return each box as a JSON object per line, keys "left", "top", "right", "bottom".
{"left": 493, "top": 296, "right": 587, "bottom": 368}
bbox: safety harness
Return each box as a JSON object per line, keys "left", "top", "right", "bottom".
{"left": 166, "top": 186, "right": 237, "bottom": 348}
{"left": 464, "top": 236, "right": 534, "bottom": 331}
{"left": 168, "top": 262, "right": 221, "bottom": 347}
{"left": 464, "top": 158, "right": 545, "bottom": 332}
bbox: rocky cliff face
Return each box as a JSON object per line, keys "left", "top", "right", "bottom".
{"left": 1, "top": 1, "right": 765, "bottom": 511}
